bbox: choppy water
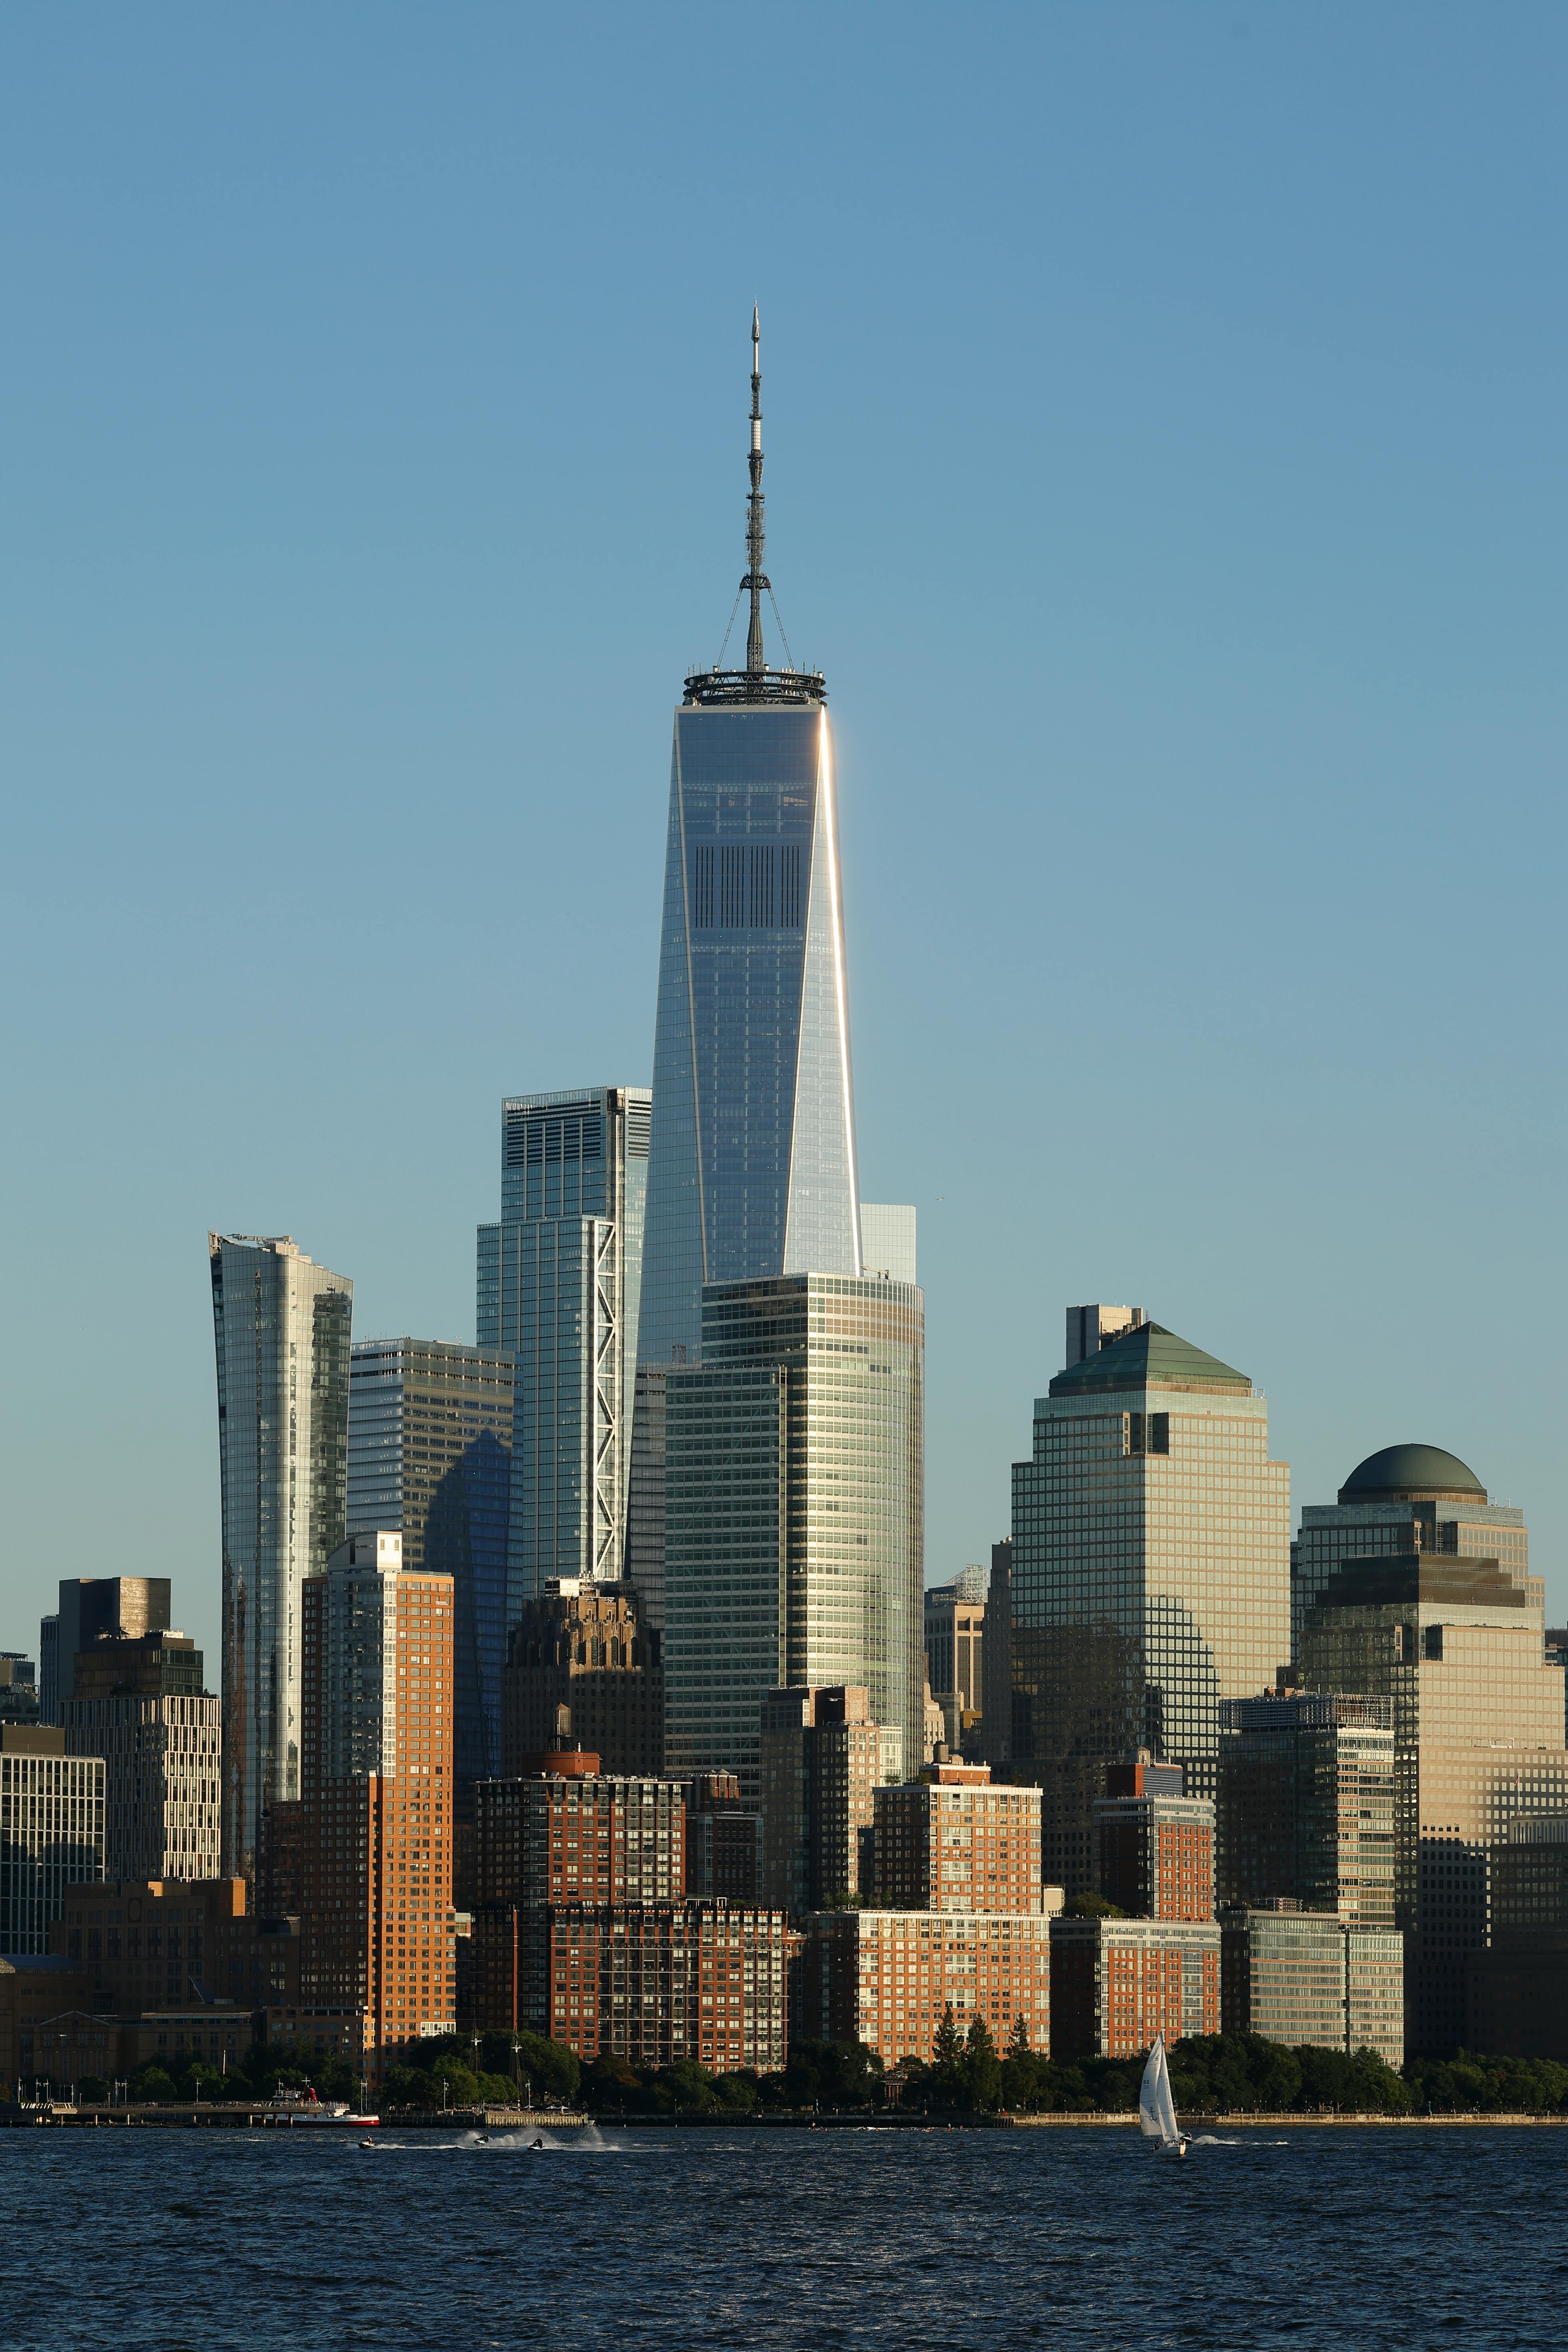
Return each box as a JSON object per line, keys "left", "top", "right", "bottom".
{"left": 3, "top": 2119, "right": 1563, "bottom": 2348}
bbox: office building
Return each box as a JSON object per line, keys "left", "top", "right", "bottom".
{"left": 1466, "top": 1816, "right": 1568, "bottom": 2059}
{"left": 1093, "top": 1755, "right": 1215, "bottom": 1923}
{"left": 62, "top": 1630, "right": 221, "bottom": 1883}
{"left": 477, "top": 1087, "right": 650, "bottom": 1616}
{"left": 1294, "top": 1443, "right": 1537, "bottom": 1655}
{"left": 472, "top": 1765, "right": 685, "bottom": 2033}
{"left": 631, "top": 316, "right": 862, "bottom": 1618}
{"left": 295, "top": 1530, "right": 456, "bottom": 2069}
{"left": 347, "top": 1336, "right": 513, "bottom": 1796}
{"left": 500, "top": 1581, "right": 663, "bottom": 1779}
{"left": 665, "top": 1272, "right": 924, "bottom": 1798}
{"left": 209, "top": 1234, "right": 353, "bottom": 1881}
{"left": 1219, "top": 1903, "right": 1404, "bottom": 2066}
{"left": 1011, "top": 1317, "right": 1291, "bottom": 1897}
{"left": 51, "top": 1876, "right": 300, "bottom": 2012}
{"left": 0, "top": 1727, "right": 105, "bottom": 1953}
{"left": 48, "top": 1580, "right": 172, "bottom": 1715}
{"left": 1216, "top": 1692, "right": 1395, "bottom": 1926}
{"left": 1300, "top": 1545, "right": 1568, "bottom": 2055}
{"left": 685, "top": 1771, "right": 761, "bottom": 1902}
{"left": 924, "top": 1570, "right": 985, "bottom": 1715}
{"left": 0, "top": 1654, "right": 39, "bottom": 1726}
{"left": 874, "top": 1762, "right": 1045, "bottom": 1915}
{"left": 760, "top": 1686, "right": 887, "bottom": 1915}
{"left": 1049, "top": 1916, "right": 1222, "bottom": 2060}
{"left": 802, "top": 1906, "right": 1057, "bottom": 2064}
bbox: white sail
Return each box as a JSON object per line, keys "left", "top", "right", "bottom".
{"left": 1139, "top": 2035, "right": 1180, "bottom": 2147}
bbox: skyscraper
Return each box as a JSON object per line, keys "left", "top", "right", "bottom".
{"left": 477, "top": 1087, "right": 649, "bottom": 1613}
{"left": 1011, "top": 1317, "right": 1291, "bottom": 1897}
{"left": 48, "top": 1579, "right": 172, "bottom": 1716}
{"left": 664, "top": 1272, "right": 924, "bottom": 1797}
{"left": 631, "top": 314, "right": 862, "bottom": 1620}
{"left": 1215, "top": 1691, "right": 1396, "bottom": 1926}
{"left": 209, "top": 1233, "right": 353, "bottom": 1881}
{"left": 346, "top": 1337, "right": 513, "bottom": 1797}
{"left": 0, "top": 1728, "right": 104, "bottom": 1953}
{"left": 62, "top": 1626, "right": 221, "bottom": 1883}
{"left": 1293, "top": 1443, "right": 1537, "bottom": 1655}
{"left": 1299, "top": 1539, "right": 1568, "bottom": 2055}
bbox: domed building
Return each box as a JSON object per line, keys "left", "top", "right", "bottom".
{"left": 1292, "top": 1441, "right": 1535, "bottom": 1653}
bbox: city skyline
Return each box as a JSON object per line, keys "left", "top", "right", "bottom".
{"left": 6, "top": 11, "right": 1565, "bottom": 1662}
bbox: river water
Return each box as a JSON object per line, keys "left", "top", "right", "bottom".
{"left": 2, "top": 2119, "right": 1561, "bottom": 2347}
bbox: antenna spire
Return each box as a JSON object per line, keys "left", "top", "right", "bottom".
{"left": 744, "top": 305, "right": 768, "bottom": 674}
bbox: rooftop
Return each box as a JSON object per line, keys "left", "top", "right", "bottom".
{"left": 1047, "top": 1321, "right": 1252, "bottom": 1398}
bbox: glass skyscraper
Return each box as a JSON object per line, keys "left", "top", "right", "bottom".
{"left": 209, "top": 1233, "right": 353, "bottom": 1882}
{"left": 631, "top": 314, "right": 870, "bottom": 1627}
{"left": 1011, "top": 1318, "right": 1292, "bottom": 1896}
{"left": 476, "top": 1086, "right": 649, "bottom": 1618}
{"left": 346, "top": 1337, "right": 514, "bottom": 1799}
{"left": 664, "top": 1272, "right": 925, "bottom": 1798}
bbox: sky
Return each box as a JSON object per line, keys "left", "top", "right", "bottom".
{"left": 2, "top": 2, "right": 1566, "bottom": 1674}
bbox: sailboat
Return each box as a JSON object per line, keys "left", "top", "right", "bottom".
{"left": 1139, "top": 2035, "right": 1189, "bottom": 2157}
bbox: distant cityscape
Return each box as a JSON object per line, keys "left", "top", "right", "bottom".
{"left": 5, "top": 323, "right": 1568, "bottom": 2120}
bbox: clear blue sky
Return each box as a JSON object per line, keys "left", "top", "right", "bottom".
{"left": 3, "top": 2, "right": 1566, "bottom": 1673}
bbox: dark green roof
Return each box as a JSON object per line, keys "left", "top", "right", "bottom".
{"left": 1047, "top": 1321, "right": 1252, "bottom": 1398}
{"left": 1339, "top": 1444, "right": 1484, "bottom": 1503}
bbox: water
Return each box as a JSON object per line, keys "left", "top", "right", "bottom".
{"left": 3, "top": 2121, "right": 1562, "bottom": 2347}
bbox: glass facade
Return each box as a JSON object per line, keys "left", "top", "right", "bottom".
{"left": 1011, "top": 1321, "right": 1291, "bottom": 1897}
{"left": 1219, "top": 1907, "right": 1404, "bottom": 2067}
{"left": 477, "top": 1086, "right": 649, "bottom": 1616}
{"left": 638, "top": 704, "right": 860, "bottom": 1376}
{"left": 664, "top": 1273, "right": 924, "bottom": 1798}
{"left": 0, "top": 1732, "right": 105, "bottom": 1954}
{"left": 209, "top": 1233, "right": 352, "bottom": 1882}
{"left": 1216, "top": 1693, "right": 1396, "bottom": 1927}
{"left": 346, "top": 1339, "right": 513, "bottom": 1796}
{"left": 1299, "top": 1552, "right": 1568, "bottom": 2054}
{"left": 1295, "top": 1493, "right": 1534, "bottom": 1654}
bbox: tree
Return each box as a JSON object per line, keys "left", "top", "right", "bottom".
{"left": 1005, "top": 2015, "right": 1031, "bottom": 2061}
{"left": 128, "top": 2065, "right": 177, "bottom": 2103}
{"left": 1061, "top": 1893, "right": 1125, "bottom": 1920}
{"left": 932, "top": 2005, "right": 966, "bottom": 2105}
{"left": 965, "top": 2017, "right": 1002, "bottom": 2112}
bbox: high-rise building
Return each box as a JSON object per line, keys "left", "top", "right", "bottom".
{"left": 347, "top": 1337, "right": 513, "bottom": 1796}
{"left": 1466, "top": 1817, "right": 1568, "bottom": 2059}
{"left": 37, "top": 1618, "right": 59, "bottom": 1726}
{"left": 537, "top": 1897, "right": 790, "bottom": 2073}
{"left": 500, "top": 1581, "right": 663, "bottom": 1778}
{"left": 664, "top": 1273, "right": 924, "bottom": 1797}
{"left": 1011, "top": 1317, "right": 1291, "bottom": 1897}
{"left": 630, "top": 317, "right": 862, "bottom": 1621}
{"left": 1216, "top": 1692, "right": 1396, "bottom": 1926}
{"left": 62, "top": 1630, "right": 221, "bottom": 1883}
{"left": 209, "top": 1234, "right": 353, "bottom": 1881}
{"left": 924, "top": 1569, "right": 986, "bottom": 1713}
{"left": 1092, "top": 1754, "right": 1215, "bottom": 1923}
{"left": 1064, "top": 1305, "right": 1145, "bottom": 1368}
{"left": 0, "top": 1728, "right": 104, "bottom": 1953}
{"left": 49, "top": 1580, "right": 172, "bottom": 1715}
{"left": 477, "top": 1087, "right": 650, "bottom": 1616}
{"left": 1219, "top": 1903, "right": 1403, "bottom": 2067}
{"left": 802, "top": 1905, "right": 1057, "bottom": 2066}
{"left": 874, "top": 1763, "right": 1045, "bottom": 1915}
{"left": 1293, "top": 1444, "right": 1536, "bottom": 1656}
{"left": 295, "top": 1530, "right": 456, "bottom": 2070}
{"left": 685, "top": 1771, "right": 762, "bottom": 1903}
{"left": 472, "top": 1765, "right": 686, "bottom": 2035}
{"left": 760, "top": 1686, "right": 887, "bottom": 1915}
{"left": 1048, "top": 1916, "right": 1222, "bottom": 2059}
{"left": 1300, "top": 1546, "right": 1568, "bottom": 2056}
{"left": 980, "top": 1538, "right": 1013, "bottom": 1765}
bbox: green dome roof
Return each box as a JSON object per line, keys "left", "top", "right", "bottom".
{"left": 1339, "top": 1443, "right": 1485, "bottom": 1504}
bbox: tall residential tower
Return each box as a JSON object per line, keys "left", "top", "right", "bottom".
{"left": 209, "top": 1234, "right": 353, "bottom": 1881}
